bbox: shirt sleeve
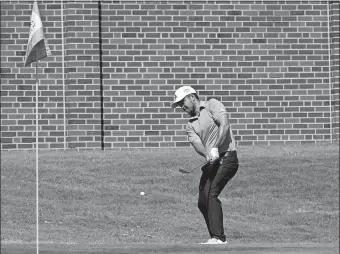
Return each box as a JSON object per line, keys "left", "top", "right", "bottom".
{"left": 207, "top": 98, "right": 228, "bottom": 122}
{"left": 186, "top": 123, "right": 200, "bottom": 144}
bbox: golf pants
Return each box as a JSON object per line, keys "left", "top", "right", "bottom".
{"left": 198, "top": 151, "right": 239, "bottom": 242}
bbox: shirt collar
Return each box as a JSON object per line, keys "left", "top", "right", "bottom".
{"left": 199, "top": 100, "right": 206, "bottom": 109}
{"left": 189, "top": 101, "right": 206, "bottom": 121}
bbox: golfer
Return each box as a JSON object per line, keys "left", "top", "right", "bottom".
{"left": 171, "top": 86, "right": 239, "bottom": 244}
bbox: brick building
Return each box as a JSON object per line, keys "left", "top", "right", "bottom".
{"left": 1, "top": 0, "right": 339, "bottom": 150}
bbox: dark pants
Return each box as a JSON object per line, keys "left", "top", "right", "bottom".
{"left": 198, "top": 151, "right": 239, "bottom": 242}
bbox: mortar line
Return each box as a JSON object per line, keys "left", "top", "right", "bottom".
{"left": 327, "top": 1, "right": 333, "bottom": 143}
{"left": 98, "top": 0, "right": 105, "bottom": 150}
{"left": 61, "top": 1, "right": 66, "bottom": 150}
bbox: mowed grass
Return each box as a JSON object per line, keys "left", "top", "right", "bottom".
{"left": 1, "top": 144, "right": 339, "bottom": 246}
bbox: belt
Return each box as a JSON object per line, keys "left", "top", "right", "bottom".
{"left": 220, "top": 150, "right": 237, "bottom": 158}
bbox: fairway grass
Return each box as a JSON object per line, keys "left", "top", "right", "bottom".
{"left": 1, "top": 144, "right": 339, "bottom": 246}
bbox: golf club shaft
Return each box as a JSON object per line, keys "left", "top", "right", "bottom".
{"left": 180, "top": 161, "right": 207, "bottom": 173}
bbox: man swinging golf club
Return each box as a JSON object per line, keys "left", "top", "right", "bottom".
{"left": 171, "top": 86, "right": 239, "bottom": 245}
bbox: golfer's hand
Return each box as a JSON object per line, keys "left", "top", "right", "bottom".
{"left": 202, "top": 157, "right": 220, "bottom": 174}
{"left": 204, "top": 151, "right": 210, "bottom": 162}
{"left": 206, "top": 157, "right": 218, "bottom": 164}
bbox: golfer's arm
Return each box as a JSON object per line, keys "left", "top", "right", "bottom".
{"left": 213, "top": 114, "right": 230, "bottom": 149}
{"left": 191, "top": 139, "right": 209, "bottom": 160}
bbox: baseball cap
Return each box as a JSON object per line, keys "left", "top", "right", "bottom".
{"left": 171, "top": 86, "right": 197, "bottom": 108}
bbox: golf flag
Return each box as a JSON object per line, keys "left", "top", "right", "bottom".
{"left": 24, "top": 0, "right": 51, "bottom": 66}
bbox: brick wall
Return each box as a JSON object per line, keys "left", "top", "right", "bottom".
{"left": 330, "top": 1, "right": 340, "bottom": 144}
{"left": 1, "top": 0, "right": 339, "bottom": 150}
{"left": 1, "top": 1, "right": 65, "bottom": 150}
{"left": 64, "top": 2, "right": 102, "bottom": 149}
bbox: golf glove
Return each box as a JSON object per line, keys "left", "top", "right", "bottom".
{"left": 210, "top": 148, "right": 219, "bottom": 159}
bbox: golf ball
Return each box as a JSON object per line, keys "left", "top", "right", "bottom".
{"left": 140, "top": 191, "right": 145, "bottom": 196}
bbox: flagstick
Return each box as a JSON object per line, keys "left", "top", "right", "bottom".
{"left": 35, "top": 48, "right": 39, "bottom": 254}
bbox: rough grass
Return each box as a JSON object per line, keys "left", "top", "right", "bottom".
{"left": 1, "top": 144, "right": 339, "bottom": 245}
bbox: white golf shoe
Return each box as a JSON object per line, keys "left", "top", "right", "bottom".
{"left": 200, "top": 238, "right": 228, "bottom": 245}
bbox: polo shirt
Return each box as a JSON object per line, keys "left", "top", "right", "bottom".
{"left": 186, "top": 98, "right": 236, "bottom": 154}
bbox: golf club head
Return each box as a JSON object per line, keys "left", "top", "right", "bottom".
{"left": 179, "top": 168, "right": 190, "bottom": 174}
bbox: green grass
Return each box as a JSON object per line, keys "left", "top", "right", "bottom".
{"left": 1, "top": 144, "right": 339, "bottom": 245}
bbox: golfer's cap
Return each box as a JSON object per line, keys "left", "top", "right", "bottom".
{"left": 171, "top": 86, "right": 197, "bottom": 108}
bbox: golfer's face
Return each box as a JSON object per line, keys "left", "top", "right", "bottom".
{"left": 178, "top": 95, "right": 194, "bottom": 115}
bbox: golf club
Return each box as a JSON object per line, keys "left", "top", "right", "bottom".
{"left": 179, "top": 162, "right": 207, "bottom": 174}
